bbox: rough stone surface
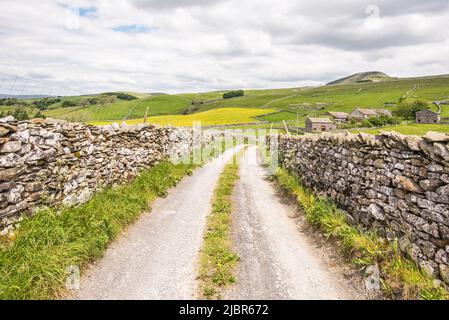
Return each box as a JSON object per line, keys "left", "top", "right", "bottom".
{"left": 0, "top": 118, "right": 225, "bottom": 229}
{"left": 0, "top": 141, "right": 22, "bottom": 153}
{"left": 274, "top": 131, "right": 449, "bottom": 285}
{"left": 0, "top": 126, "right": 9, "bottom": 137}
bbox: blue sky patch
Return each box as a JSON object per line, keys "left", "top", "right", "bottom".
{"left": 79, "top": 6, "right": 97, "bottom": 17}
{"left": 59, "top": 3, "right": 98, "bottom": 18}
{"left": 112, "top": 24, "right": 158, "bottom": 34}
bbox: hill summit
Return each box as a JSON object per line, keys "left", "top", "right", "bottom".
{"left": 326, "top": 71, "right": 393, "bottom": 86}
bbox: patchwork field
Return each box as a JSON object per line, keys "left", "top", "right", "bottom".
{"left": 90, "top": 108, "right": 276, "bottom": 127}
{"left": 3, "top": 74, "right": 449, "bottom": 134}
{"left": 33, "top": 74, "right": 449, "bottom": 124}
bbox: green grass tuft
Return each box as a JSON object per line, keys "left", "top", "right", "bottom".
{"left": 198, "top": 151, "right": 243, "bottom": 300}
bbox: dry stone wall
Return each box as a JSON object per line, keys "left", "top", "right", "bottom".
{"left": 277, "top": 131, "right": 449, "bottom": 284}
{"left": 0, "top": 117, "right": 222, "bottom": 231}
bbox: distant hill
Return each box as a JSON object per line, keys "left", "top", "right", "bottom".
{"left": 0, "top": 94, "right": 52, "bottom": 99}
{"left": 326, "top": 71, "right": 394, "bottom": 86}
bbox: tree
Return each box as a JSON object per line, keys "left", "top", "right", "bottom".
{"left": 88, "top": 98, "right": 98, "bottom": 105}
{"left": 98, "top": 95, "right": 117, "bottom": 106}
{"left": 79, "top": 98, "right": 89, "bottom": 107}
{"left": 62, "top": 100, "right": 77, "bottom": 108}
{"left": 34, "top": 110, "right": 46, "bottom": 119}
{"left": 11, "top": 107, "right": 29, "bottom": 121}
{"left": 362, "top": 115, "right": 401, "bottom": 128}
{"left": 394, "top": 100, "right": 428, "bottom": 120}
{"left": 223, "top": 90, "right": 244, "bottom": 99}
{"left": 116, "top": 93, "right": 138, "bottom": 101}
{"left": 33, "top": 98, "right": 61, "bottom": 110}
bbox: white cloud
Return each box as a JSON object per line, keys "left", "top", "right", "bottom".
{"left": 0, "top": 0, "right": 448, "bottom": 95}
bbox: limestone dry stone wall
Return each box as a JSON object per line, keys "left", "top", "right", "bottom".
{"left": 277, "top": 131, "right": 449, "bottom": 284}
{"left": 0, "top": 117, "right": 222, "bottom": 231}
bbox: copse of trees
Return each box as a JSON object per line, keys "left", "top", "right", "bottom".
{"left": 394, "top": 100, "right": 429, "bottom": 120}
{"left": 0, "top": 107, "right": 30, "bottom": 121}
{"left": 0, "top": 108, "right": 46, "bottom": 120}
{"left": 98, "top": 95, "right": 117, "bottom": 106}
{"left": 223, "top": 90, "right": 244, "bottom": 99}
{"left": 87, "top": 98, "right": 99, "bottom": 105}
{"left": 116, "top": 93, "right": 138, "bottom": 101}
{"left": 27, "top": 92, "right": 136, "bottom": 111}
{"left": 32, "top": 98, "right": 61, "bottom": 110}
{"left": 183, "top": 98, "right": 204, "bottom": 115}
{"left": 34, "top": 110, "right": 46, "bottom": 119}
{"left": 361, "top": 115, "right": 401, "bottom": 128}
{"left": 62, "top": 100, "right": 77, "bottom": 108}
{"left": 104, "top": 92, "right": 138, "bottom": 101}
{"left": 0, "top": 98, "right": 29, "bottom": 107}
{"left": 342, "top": 115, "right": 400, "bottom": 129}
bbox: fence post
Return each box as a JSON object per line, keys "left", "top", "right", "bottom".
{"left": 143, "top": 107, "right": 149, "bottom": 123}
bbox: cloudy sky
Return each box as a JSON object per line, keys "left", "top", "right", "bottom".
{"left": 0, "top": 0, "right": 448, "bottom": 95}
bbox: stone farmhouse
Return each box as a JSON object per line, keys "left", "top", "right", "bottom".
{"left": 326, "top": 111, "right": 348, "bottom": 123}
{"left": 349, "top": 108, "right": 392, "bottom": 121}
{"left": 305, "top": 117, "right": 336, "bottom": 133}
{"left": 306, "top": 107, "right": 393, "bottom": 134}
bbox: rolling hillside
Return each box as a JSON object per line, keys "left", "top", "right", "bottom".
{"left": 2, "top": 73, "right": 449, "bottom": 128}
{"left": 44, "top": 95, "right": 191, "bottom": 122}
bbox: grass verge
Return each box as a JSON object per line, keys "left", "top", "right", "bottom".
{"left": 352, "top": 123, "right": 449, "bottom": 136}
{"left": 0, "top": 161, "right": 195, "bottom": 300}
{"left": 198, "top": 150, "right": 243, "bottom": 299}
{"left": 274, "top": 168, "right": 449, "bottom": 300}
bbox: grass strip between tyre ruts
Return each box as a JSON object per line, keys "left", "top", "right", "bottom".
{"left": 198, "top": 148, "right": 246, "bottom": 299}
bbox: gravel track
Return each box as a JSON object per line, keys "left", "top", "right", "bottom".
{"left": 224, "top": 146, "right": 366, "bottom": 300}
{"left": 71, "top": 145, "right": 365, "bottom": 300}
{"left": 72, "top": 146, "right": 242, "bottom": 300}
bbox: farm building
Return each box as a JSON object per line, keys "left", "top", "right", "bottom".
{"left": 326, "top": 111, "right": 348, "bottom": 123}
{"left": 349, "top": 108, "right": 392, "bottom": 121}
{"left": 416, "top": 109, "right": 441, "bottom": 124}
{"left": 375, "top": 109, "right": 393, "bottom": 117}
{"left": 349, "top": 108, "right": 378, "bottom": 121}
{"left": 305, "top": 117, "right": 336, "bottom": 133}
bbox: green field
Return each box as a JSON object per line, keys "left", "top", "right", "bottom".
{"left": 353, "top": 124, "right": 449, "bottom": 135}
{"left": 44, "top": 95, "right": 190, "bottom": 122}
{"left": 221, "top": 122, "right": 449, "bottom": 136}
{"left": 258, "top": 110, "right": 298, "bottom": 122}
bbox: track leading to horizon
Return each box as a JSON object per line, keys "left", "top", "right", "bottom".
{"left": 224, "top": 146, "right": 365, "bottom": 300}
{"left": 72, "top": 146, "right": 243, "bottom": 300}
{"left": 71, "top": 146, "right": 366, "bottom": 300}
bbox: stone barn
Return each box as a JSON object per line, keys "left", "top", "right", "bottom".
{"left": 326, "top": 111, "right": 348, "bottom": 123}
{"left": 375, "top": 109, "right": 393, "bottom": 117}
{"left": 349, "top": 108, "right": 392, "bottom": 121}
{"left": 305, "top": 117, "right": 336, "bottom": 133}
{"left": 416, "top": 109, "right": 441, "bottom": 124}
{"left": 349, "top": 108, "right": 378, "bottom": 121}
